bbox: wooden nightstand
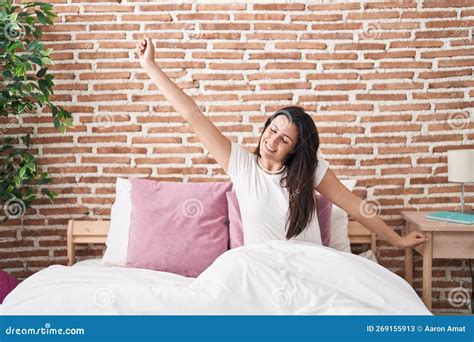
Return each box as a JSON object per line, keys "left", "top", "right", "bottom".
{"left": 401, "top": 210, "right": 474, "bottom": 311}
{"left": 348, "top": 221, "right": 376, "bottom": 254}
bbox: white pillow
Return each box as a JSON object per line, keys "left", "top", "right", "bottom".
{"left": 358, "top": 249, "right": 378, "bottom": 264}
{"left": 101, "top": 177, "right": 131, "bottom": 266}
{"left": 328, "top": 179, "right": 357, "bottom": 254}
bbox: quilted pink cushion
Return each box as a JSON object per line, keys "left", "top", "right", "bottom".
{"left": 227, "top": 191, "right": 333, "bottom": 248}
{"left": 126, "top": 179, "right": 232, "bottom": 277}
{"left": 0, "top": 270, "right": 18, "bottom": 304}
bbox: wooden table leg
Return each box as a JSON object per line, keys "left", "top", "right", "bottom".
{"left": 67, "top": 219, "right": 75, "bottom": 266}
{"left": 422, "top": 232, "right": 433, "bottom": 310}
{"left": 404, "top": 222, "right": 413, "bottom": 285}
{"left": 405, "top": 246, "right": 413, "bottom": 285}
{"left": 370, "top": 233, "right": 376, "bottom": 255}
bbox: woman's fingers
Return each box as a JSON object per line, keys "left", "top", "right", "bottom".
{"left": 136, "top": 41, "right": 146, "bottom": 54}
{"left": 138, "top": 40, "right": 147, "bottom": 54}
{"left": 136, "top": 37, "right": 151, "bottom": 60}
{"left": 136, "top": 41, "right": 144, "bottom": 49}
{"left": 136, "top": 40, "right": 145, "bottom": 49}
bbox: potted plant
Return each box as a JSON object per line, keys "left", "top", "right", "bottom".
{"left": 0, "top": 0, "right": 73, "bottom": 221}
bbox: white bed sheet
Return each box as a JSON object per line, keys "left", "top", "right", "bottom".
{"left": 2, "top": 241, "right": 431, "bottom": 315}
{"left": 72, "top": 258, "right": 105, "bottom": 267}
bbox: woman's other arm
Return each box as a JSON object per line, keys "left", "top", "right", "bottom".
{"left": 315, "top": 169, "right": 428, "bottom": 249}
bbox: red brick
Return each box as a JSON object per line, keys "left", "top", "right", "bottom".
{"left": 402, "top": 10, "right": 456, "bottom": 18}
{"left": 253, "top": 4, "right": 305, "bottom": 11}
{"left": 424, "top": 1, "right": 474, "bottom": 8}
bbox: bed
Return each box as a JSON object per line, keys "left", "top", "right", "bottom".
{"left": 1, "top": 220, "right": 431, "bottom": 315}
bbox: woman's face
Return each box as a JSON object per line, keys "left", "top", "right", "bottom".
{"left": 259, "top": 114, "right": 299, "bottom": 163}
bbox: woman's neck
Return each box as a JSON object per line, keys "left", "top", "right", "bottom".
{"left": 258, "top": 156, "right": 285, "bottom": 172}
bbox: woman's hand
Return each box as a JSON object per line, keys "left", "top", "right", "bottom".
{"left": 136, "top": 36, "right": 155, "bottom": 69}
{"left": 396, "top": 231, "right": 428, "bottom": 249}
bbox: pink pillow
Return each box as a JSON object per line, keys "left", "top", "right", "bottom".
{"left": 0, "top": 270, "right": 18, "bottom": 304}
{"left": 226, "top": 192, "right": 243, "bottom": 249}
{"left": 316, "top": 193, "right": 333, "bottom": 246}
{"left": 127, "top": 179, "right": 232, "bottom": 277}
{"left": 227, "top": 191, "right": 333, "bottom": 248}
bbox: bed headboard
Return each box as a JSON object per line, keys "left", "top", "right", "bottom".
{"left": 67, "top": 220, "right": 109, "bottom": 266}
{"left": 67, "top": 219, "right": 376, "bottom": 265}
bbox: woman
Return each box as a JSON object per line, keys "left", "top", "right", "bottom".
{"left": 135, "top": 36, "right": 427, "bottom": 249}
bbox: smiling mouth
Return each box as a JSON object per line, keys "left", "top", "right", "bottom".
{"left": 264, "top": 141, "right": 276, "bottom": 153}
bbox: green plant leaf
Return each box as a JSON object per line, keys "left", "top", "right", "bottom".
{"left": 26, "top": 161, "right": 36, "bottom": 172}
{"left": 19, "top": 166, "right": 27, "bottom": 178}
{"left": 28, "top": 40, "right": 42, "bottom": 51}
{"left": 22, "top": 153, "right": 32, "bottom": 163}
{"left": 0, "top": 144, "right": 13, "bottom": 152}
{"left": 38, "top": 78, "right": 48, "bottom": 93}
{"left": 41, "top": 57, "right": 52, "bottom": 65}
{"left": 35, "top": 10, "right": 48, "bottom": 24}
{"left": 36, "top": 67, "right": 47, "bottom": 77}
{"left": 2, "top": 70, "right": 12, "bottom": 78}
{"left": 42, "top": 48, "right": 52, "bottom": 56}
{"left": 7, "top": 41, "right": 22, "bottom": 52}
{"left": 24, "top": 193, "right": 37, "bottom": 202}
{"left": 37, "top": 94, "right": 46, "bottom": 106}
{"left": 21, "top": 133, "right": 30, "bottom": 147}
{"left": 41, "top": 188, "right": 56, "bottom": 202}
{"left": 4, "top": 137, "right": 14, "bottom": 144}
{"left": 30, "top": 56, "right": 43, "bottom": 66}
{"left": 16, "top": 64, "right": 25, "bottom": 77}
{"left": 53, "top": 116, "right": 60, "bottom": 129}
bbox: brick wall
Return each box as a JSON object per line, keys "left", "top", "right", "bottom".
{"left": 1, "top": 0, "right": 473, "bottom": 314}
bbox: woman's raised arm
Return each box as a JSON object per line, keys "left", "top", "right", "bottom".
{"left": 136, "top": 36, "right": 231, "bottom": 171}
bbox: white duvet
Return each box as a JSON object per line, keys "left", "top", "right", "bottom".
{"left": 2, "top": 241, "right": 431, "bottom": 315}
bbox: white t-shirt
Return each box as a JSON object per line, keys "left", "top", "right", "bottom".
{"left": 226, "top": 142, "right": 330, "bottom": 246}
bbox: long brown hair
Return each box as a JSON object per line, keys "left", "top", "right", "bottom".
{"left": 254, "top": 106, "right": 321, "bottom": 239}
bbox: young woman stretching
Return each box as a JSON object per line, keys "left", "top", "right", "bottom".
{"left": 135, "top": 36, "right": 427, "bottom": 249}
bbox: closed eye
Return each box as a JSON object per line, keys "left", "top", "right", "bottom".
{"left": 270, "top": 126, "right": 289, "bottom": 144}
